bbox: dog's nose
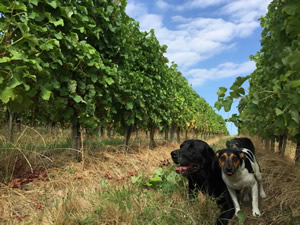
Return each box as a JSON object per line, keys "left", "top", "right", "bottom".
{"left": 225, "top": 167, "right": 233, "bottom": 173}
{"left": 171, "top": 151, "right": 177, "bottom": 158}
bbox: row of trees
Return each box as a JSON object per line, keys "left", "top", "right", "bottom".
{"left": 0, "top": 0, "right": 228, "bottom": 159}
{"left": 215, "top": 0, "right": 300, "bottom": 165}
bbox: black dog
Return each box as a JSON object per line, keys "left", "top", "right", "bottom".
{"left": 171, "top": 139, "right": 234, "bottom": 225}
{"left": 226, "top": 137, "right": 255, "bottom": 154}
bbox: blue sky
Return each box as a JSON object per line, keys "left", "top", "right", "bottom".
{"left": 126, "top": 0, "right": 272, "bottom": 135}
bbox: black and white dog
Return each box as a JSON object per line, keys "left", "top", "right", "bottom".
{"left": 171, "top": 140, "right": 234, "bottom": 225}
{"left": 216, "top": 145, "right": 266, "bottom": 217}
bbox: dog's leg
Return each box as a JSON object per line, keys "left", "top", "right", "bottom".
{"left": 251, "top": 182, "right": 261, "bottom": 217}
{"left": 259, "top": 181, "right": 266, "bottom": 198}
{"left": 227, "top": 187, "right": 240, "bottom": 216}
{"left": 254, "top": 169, "right": 266, "bottom": 198}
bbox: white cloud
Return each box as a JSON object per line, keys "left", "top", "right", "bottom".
{"left": 189, "top": 0, "right": 228, "bottom": 8}
{"left": 186, "top": 61, "right": 256, "bottom": 86}
{"left": 155, "top": 0, "right": 170, "bottom": 10}
{"left": 170, "top": 0, "right": 270, "bottom": 18}
{"left": 125, "top": 0, "right": 147, "bottom": 19}
{"left": 175, "top": 0, "right": 229, "bottom": 11}
{"left": 127, "top": 8, "right": 258, "bottom": 69}
{"left": 153, "top": 17, "right": 256, "bottom": 69}
{"left": 175, "top": 18, "right": 237, "bottom": 42}
{"left": 221, "top": 0, "right": 272, "bottom": 23}
{"left": 171, "top": 15, "right": 189, "bottom": 23}
{"left": 166, "top": 51, "right": 206, "bottom": 68}
{"left": 235, "top": 22, "right": 260, "bottom": 37}
{"left": 157, "top": 0, "right": 270, "bottom": 24}
{"left": 126, "top": 0, "right": 265, "bottom": 85}
{"left": 139, "top": 14, "right": 163, "bottom": 30}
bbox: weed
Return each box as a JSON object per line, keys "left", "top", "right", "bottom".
{"left": 66, "top": 167, "right": 75, "bottom": 174}
{"left": 131, "top": 166, "right": 186, "bottom": 194}
{"left": 237, "top": 210, "right": 247, "bottom": 225}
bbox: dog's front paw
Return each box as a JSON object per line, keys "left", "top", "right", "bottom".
{"left": 235, "top": 208, "right": 241, "bottom": 216}
{"left": 252, "top": 208, "right": 261, "bottom": 217}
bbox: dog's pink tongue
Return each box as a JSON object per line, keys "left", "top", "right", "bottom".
{"left": 227, "top": 172, "right": 233, "bottom": 175}
{"left": 176, "top": 166, "right": 191, "bottom": 172}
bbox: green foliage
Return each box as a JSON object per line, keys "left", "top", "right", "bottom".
{"left": 237, "top": 210, "right": 247, "bottom": 225}
{"left": 131, "top": 166, "right": 185, "bottom": 192}
{"left": 66, "top": 167, "right": 75, "bottom": 174}
{"left": 215, "top": 0, "right": 300, "bottom": 146}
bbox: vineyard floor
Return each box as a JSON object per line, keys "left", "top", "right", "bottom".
{"left": 0, "top": 135, "right": 299, "bottom": 225}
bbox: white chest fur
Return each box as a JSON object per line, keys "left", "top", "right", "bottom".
{"left": 222, "top": 168, "right": 256, "bottom": 190}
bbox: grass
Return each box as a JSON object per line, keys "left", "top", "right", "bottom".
{"left": 45, "top": 171, "right": 220, "bottom": 225}
{"left": 0, "top": 127, "right": 300, "bottom": 225}
{"left": 46, "top": 182, "right": 218, "bottom": 225}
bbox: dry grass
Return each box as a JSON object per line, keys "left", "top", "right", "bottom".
{"left": 0, "top": 132, "right": 220, "bottom": 225}
{"left": 0, "top": 132, "right": 299, "bottom": 225}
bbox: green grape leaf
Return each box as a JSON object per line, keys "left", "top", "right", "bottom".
{"left": 0, "top": 87, "right": 15, "bottom": 103}
{"left": 217, "top": 87, "right": 227, "bottom": 97}
{"left": 41, "top": 87, "right": 52, "bottom": 100}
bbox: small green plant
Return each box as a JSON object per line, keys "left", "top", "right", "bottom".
{"left": 131, "top": 166, "right": 185, "bottom": 192}
{"left": 66, "top": 167, "right": 75, "bottom": 174}
{"left": 237, "top": 210, "right": 247, "bottom": 225}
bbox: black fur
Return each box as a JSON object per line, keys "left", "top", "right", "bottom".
{"left": 171, "top": 139, "right": 234, "bottom": 225}
{"left": 243, "top": 150, "right": 255, "bottom": 174}
{"left": 226, "top": 137, "right": 255, "bottom": 154}
{"left": 243, "top": 150, "right": 255, "bottom": 162}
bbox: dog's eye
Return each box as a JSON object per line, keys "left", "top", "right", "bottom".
{"left": 219, "top": 155, "right": 226, "bottom": 161}
{"left": 232, "top": 156, "right": 238, "bottom": 161}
